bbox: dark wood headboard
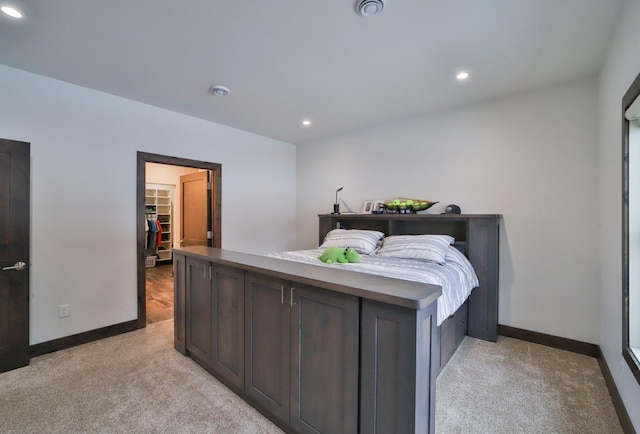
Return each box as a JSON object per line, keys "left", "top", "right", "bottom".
{"left": 318, "top": 213, "right": 501, "bottom": 342}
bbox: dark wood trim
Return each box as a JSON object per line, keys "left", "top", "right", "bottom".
{"left": 212, "top": 163, "right": 222, "bottom": 249}
{"left": 137, "top": 151, "right": 222, "bottom": 330}
{"left": 597, "top": 348, "right": 636, "bottom": 434}
{"left": 29, "top": 320, "right": 138, "bottom": 358}
{"left": 137, "top": 153, "right": 147, "bottom": 328}
{"left": 623, "top": 347, "right": 640, "bottom": 385}
{"left": 498, "top": 324, "right": 599, "bottom": 358}
{"left": 622, "top": 71, "right": 640, "bottom": 387}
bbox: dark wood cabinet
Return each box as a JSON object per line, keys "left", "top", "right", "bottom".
{"left": 173, "top": 253, "right": 186, "bottom": 354}
{"left": 244, "top": 273, "right": 291, "bottom": 421}
{"left": 439, "top": 300, "right": 468, "bottom": 370}
{"left": 185, "top": 257, "right": 213, "bottom": 366}
{"left": 466, "top": 218, "right": 499, "bottom": 341}
{"left": 290, "top": 283, "right": 359, "bottom": 434}
{"left": 181, "top": 256, "right": 245, "bottom": 389}
{"left": 174, "top": 212, "right": 500, "bottom": 433}
{"left": 244, "top": 274, "right": 359, "bottom": 433}
{"left": 360, "top": 299, "right": 437, "bottom": 434}
{"left": 174, "top": 246, "right": 442, "bottom": 434}
{"left": 210, "top": 264, "right": 245, "bottom": 389}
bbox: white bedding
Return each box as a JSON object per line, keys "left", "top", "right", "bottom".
{"left": 267, "top": 246, "right": 479, "bottom": 326}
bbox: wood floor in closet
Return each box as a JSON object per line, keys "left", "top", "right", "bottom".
{"left": 146, "top": 263, "right": 174, "bottom": 324}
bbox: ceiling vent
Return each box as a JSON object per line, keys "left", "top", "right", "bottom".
{"left": 356, "top": 0, "right": 384, "bottom": 17}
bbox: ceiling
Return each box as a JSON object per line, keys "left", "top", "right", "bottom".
{"left": 0, "top": 0, "right": 625, "bottom": 145}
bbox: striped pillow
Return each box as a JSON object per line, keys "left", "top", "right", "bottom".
{"left": 375, "top": 235, "right": 454, "bottom": 264}
{"left": 320, "top": 229, "right": 384, "bottom": 255}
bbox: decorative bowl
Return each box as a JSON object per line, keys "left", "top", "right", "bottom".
{"left": 383, "top": 200, "right": 438, "bottom": 214}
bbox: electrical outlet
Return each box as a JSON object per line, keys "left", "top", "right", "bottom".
{"left": 58, "top": 304, "right": 70, "bottom": 318}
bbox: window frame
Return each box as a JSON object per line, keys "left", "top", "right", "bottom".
{"left": 622, "top": 71, "right": 640, "bottom": 385}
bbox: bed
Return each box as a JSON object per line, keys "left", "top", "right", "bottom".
{"left": 269, "top": 243, "right": 478, "bottom": 327}
{"left": 273, "top": 213, "right": 500, "bottom": 372}
{"left": 173, "top": 213, "right": 500, "bottom": 433}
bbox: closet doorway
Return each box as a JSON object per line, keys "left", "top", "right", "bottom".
{"left": 137, "top": 152, "right": 221, "bottom": 329}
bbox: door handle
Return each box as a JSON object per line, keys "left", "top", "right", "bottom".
{"left": 2, "top": 261, "right": 26, "bottom": 271}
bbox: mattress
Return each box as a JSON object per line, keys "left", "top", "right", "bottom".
{"left": 267, "top": 246, "right": 479, "bottom": 326}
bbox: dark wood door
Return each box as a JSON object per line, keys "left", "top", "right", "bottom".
{"left": 211, "top": 264, "right": 244, "bottom": 389}
{"left": 185, "top": 257, "right": 213, "bottom": 368}
{"left": 244, "top": 273, "right": 291, "bottom": 423}
{"left": 0, "top": 139, "right": 30, "bottom": 374}
{"left": 290, "top": 285, "right": 359, "bottom": 434}
{"left": 180, "top": 171, "right": 210, "bottom": 247}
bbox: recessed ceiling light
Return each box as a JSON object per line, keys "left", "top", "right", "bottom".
{"left": 302, "top": 120, "right": 311, "bottom": 126}
{"left": 456, "top": 71, "right": 469, "bottom": 81}
{"left": 1, "top": 6, "right": 23, "bottom": 18}
{"left": 208, "top": 85, "right": 230, "bottom": 96}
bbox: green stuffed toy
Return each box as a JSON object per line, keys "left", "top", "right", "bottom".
{"left": 319, "top": 246, "right": 361, "bottom": 264}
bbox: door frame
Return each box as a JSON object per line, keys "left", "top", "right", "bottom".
{"left": 137, "top": 152, "right": 221, "bottom": 329}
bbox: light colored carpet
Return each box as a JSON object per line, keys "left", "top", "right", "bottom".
{"left": 436, "top": 336, "right": 623, "bottom": 433}
{"left": 0, "top": 320, "right": 282, "bottom": 433}
{"left": 0, "top": 320, "right": 623, "bottom": 433}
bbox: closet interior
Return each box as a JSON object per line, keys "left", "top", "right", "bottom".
{"left": 145, "top": 183, "right": 174, "bottom": 265}
{"left": 144, "top": 162, "right": 210, "bottom": 324}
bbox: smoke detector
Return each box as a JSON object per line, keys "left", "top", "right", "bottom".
{"left": 209, "top": 85, "right": 230, "bottom": 96}
{"left": 356, "top": 0, "right": 384, "bottom": 17}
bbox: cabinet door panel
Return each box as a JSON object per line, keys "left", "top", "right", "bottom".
{"left": 290, "top": 285, "right": 359, "bottom": 434}
{"left": 467, "top": 218, "right": 499, "bottom": 342}
{"left": 211, "top": 265, "right": 244, "bottom": 389}
{"left": 244, "top": 273, "right": 290, "bottom": 422}
{"left": 173, "top": 253, "right": 186, "bottom": 354}
{"left": 186, "top": 257, "right": 212, "bottom": 367}
{"left": 360, "top": 299, "right": 437, "bottom": 434}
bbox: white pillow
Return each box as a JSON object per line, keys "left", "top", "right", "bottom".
{"left": 375, "top": 234, "right": 454, "bottom": 264}
{"left": 320, "top": 229, "right": 384, "bottom": 255}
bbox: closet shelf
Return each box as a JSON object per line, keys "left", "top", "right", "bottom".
{"left": 145, "top": 183, "right": 174, "bottom": 263}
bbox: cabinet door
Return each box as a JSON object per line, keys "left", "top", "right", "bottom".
{"left": 185, "top": 257, "right": 213, "bottom": 368}
{"left": 290, "top": 284, "right": 359, "bottom": 434}
{"left": 173, "top": 253, "right": 187, "bottom": 355}
{"left": 467, "top": 218, "right": 499, "bottom": 342}
{"left": 244, "top": 273, "right": 291, "bottom": 423}
{"left": 210, "top": 264, "right": 245, "bottom": 389}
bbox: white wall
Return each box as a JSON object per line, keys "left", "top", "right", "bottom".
{"left": 297, "top": 76, "right": 600, "bottom": 343}
{"left": 0, "top": 65, "right": 297, "bottom": 345}
{"left": 599, "top": 0, "right": 640, "bottom": 428}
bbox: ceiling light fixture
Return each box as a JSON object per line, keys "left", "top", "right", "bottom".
{"left": 356, "top": 0, "right": 384, "bottom": 17}
{"left": 209, "top": 85, "right": 230, "bottom": 96}
{"left": 1, "top": 6, "right": 23, "bottom": 18}
{"left": 302, "top": 120, "right": 311, "bottom": 126}
{"left": 456, "top": 71, "right": 469, "bottom": 80}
